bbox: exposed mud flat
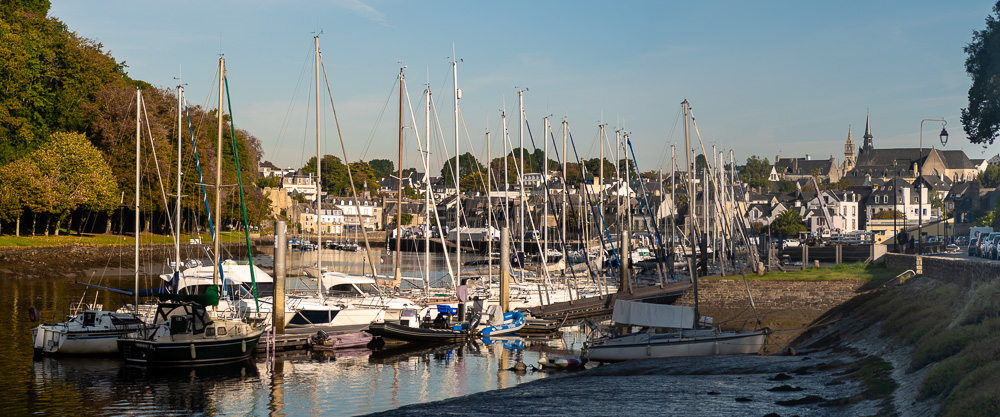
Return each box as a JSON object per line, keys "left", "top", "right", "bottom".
{"left": 367, "top": 351, "right": 885, "bottom": 417}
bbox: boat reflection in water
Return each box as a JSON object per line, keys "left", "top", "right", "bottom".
{"left": 30, "top": 356, "right": 259, "bottom": 416}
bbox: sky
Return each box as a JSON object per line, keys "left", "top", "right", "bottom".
{"left": 49, "top": 0, "right": 998, "bottom": 175}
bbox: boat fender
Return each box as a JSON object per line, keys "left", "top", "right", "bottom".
{"left": 28, "top": 306, "right": 40, "bottom": 322}
{"left": 190, "top": 343, "right": 197, "bottom": 359}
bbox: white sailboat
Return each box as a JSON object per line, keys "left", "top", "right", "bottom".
{"left": 31, "top": 89, "right": 150, "bottom": 355}
{"left": 285, "top": 36, "right": 382, "bottom": 329}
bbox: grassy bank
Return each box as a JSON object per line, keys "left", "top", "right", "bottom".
{"left": 0, "top": 232, "right": 247, "bottom": 247}
{"left": 798, "top": 263, "right": 1000, "bottom": 416}
{"left": 701, "top": 262, "right": 901, "bottom": 283}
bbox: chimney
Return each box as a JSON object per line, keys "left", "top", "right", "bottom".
{"left": 805, "top": 154, "right": 811, "bottom": 160}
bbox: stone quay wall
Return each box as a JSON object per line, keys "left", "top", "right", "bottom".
{"left": 882, "top": 253, "right": 1000, "bottom": 285}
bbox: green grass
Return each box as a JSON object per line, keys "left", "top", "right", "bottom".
{"left": 0, "top": 231, "right": 247, "bottom": 247}
{"left": 702, "top": 262, "right": 900, "bottom": 283}
{"left": 853, "top": 357, "right": 898, "bottom": 400}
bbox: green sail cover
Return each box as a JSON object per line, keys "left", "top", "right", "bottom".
{"left": 157, "top": 285, "right": 220, "bottom": 306}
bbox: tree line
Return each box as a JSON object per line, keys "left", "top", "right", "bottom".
{"left": 0, "top": 2, "right": 268, "bottom": 236}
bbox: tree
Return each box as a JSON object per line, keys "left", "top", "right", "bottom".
{"left": 779, "top": 181, "right": 797, "bottom": 193}
{"left": 771, "top": 209, "right": 806, "bottom": 238}
{"left": 369, "top": 158, "right": 394, "bottom": 180}
{"left": 440, "top": 152, "right": 484, "bottom": 186}
{"left": 739, "top": 155, "right": 772, "bottom": 190}
{"left": 962, "top": 2, "right": 1000, "bottom": 146}
{"left": 979, "top": 165, "right": 1000, "bottom": 187}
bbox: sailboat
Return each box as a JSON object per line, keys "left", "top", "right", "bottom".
{"left": 284, "top": 36, "right": 383, "bottom": 329}
{"left": 585, "top": 100, "right": 770, "bottom": 362}
{"left": 116, "top": 58, "right": 262, "bottom": 365}
{"left": 31, "top": 89, "right": 151, "bottom": 356}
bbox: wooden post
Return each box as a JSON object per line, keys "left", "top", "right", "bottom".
{"left": 275, "top": 221, "right": 287, "bottom": 335}
{"left": 500, "top": 227, "right": 510, "bottom": 313}
{"left": 835, "top": 245, "right": 842, "bottom": 265}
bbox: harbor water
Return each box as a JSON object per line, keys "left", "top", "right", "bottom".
{"left": 1, "top": 247, "right": 880, "bottom": 416}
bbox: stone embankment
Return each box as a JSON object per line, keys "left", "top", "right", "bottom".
{"left": 675, "top": 278, "right": 865, "bottom": 354}
{"left": 0, "top": 242, "right": 254, "bottom": 279}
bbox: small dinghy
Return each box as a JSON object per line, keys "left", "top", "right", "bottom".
{"left": 479, "top": 311, "right": 525, "bottom": 336}
{"left": 538, "top": 355, "right": 588, "bottom": 369}
{"left": 309, "top": 331, "right": 373, "bottom": 350}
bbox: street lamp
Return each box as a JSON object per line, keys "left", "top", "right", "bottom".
{"left": 918, "top": 118, "right": 948, "bottom": 255}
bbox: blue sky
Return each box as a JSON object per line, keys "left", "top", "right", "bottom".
{"left": 50, "top": 1, "right": 996, "bottom": 174}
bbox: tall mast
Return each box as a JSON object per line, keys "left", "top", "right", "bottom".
{"left": 503, "top": 109, "right": 509, "bottom": 233}
{"left": 682, "top": 99, "right": 697, "bottom": 323}
{"left": 486, "top": 129, "right": 492, "bottom": 285}
{"left": 394, "top": 67, "right": 404, "bottom": 287}
{"left": 615, "top": 129, "right": 621, "bottom": 236}
{"left": 670, "top": 144, "right": 676, "bottom": 258}
{"left": 452, "top": 52, "right": 460, "bottom": 285}
{"left": 175, "top": 82, "right": 183, "bottom": 274}
{"left": 314, "top": 37, "right": 323, "bottom": 302}
{"left": 543, "top": 116, "right": 549, "bottom": 259}
{"left": 518, "top": 89, "right": 525, "bottom": 258}
{"left": 135, "top": 88, "right": 141, "bottom": 309}
{"left": 213, "top": 58, "right": 224, "bottom": 290}
{"left": 561, "top": 119, "right": 567, "bottom": 262}
{"left": 599, "top": 123, "right": 605, "bottom": 220}
{"left": 424, "top": 83, "right": 431, "bottom": 295}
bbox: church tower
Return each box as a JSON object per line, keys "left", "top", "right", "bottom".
{"left": 862, "top": 111, "right": 874, "bottom": 152}
{"left": 844, "top": 126, "right": 856, "bottom": 173}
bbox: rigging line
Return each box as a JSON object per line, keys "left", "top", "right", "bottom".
{"left": 223, "top": 75, "right": 260, "bottom": 310}
{"left": 568, "top": 130, "right": 620, "bottom": 268}
{"left": 139, "top": 91, "right": 175, "bottom": 236}
{"left": 359, "top": 75, "right": 400, "bottom": 161}
{"left": 403, "top": 83, "right": 456, "bottom": 286}
{"left": 526, "top": 118, "right": 597, "bottom": 283}
{"left": 655, "top": 107, "right": 683, "bottom": 171}
{"left": 510, "top": 117, "right": 555, "bottom": 291}
{"left": 318, "top": 53, "right": 382, "bottom": 279}
{"left": 626, "top": 137, "right": 669, "bottom": 275}
{"left": 272, "top": 44, "right": 315, "bottom": 167}
{"left": 183, "top": 93, "right": 217, "bottom": 244}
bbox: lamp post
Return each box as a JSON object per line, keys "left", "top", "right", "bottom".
{"left": 918, "top": 118, "right": 948, "bottom": 255}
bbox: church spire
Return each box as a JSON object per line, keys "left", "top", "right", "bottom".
{"left": 863, "top": 111, "right": 874, "bottom": 151}
{"left": 844, "top": 125, "right": 856, "bottom": 173}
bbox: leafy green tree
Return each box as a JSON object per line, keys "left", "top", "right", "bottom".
{"left": 771, "top": 209, "right": 806, "bottom": 238}
{"left": 739, "top": 155, "right": 772, "bottom": 190}
{"left": 979, "top": 165, "right": 1000, "bottom": 187}
{"left": 369, "top": 158, "right": 394, "bottom": 180}
{"left": 779, "top": 181, "right": 797, "bottom": 192}
{"left": 440, "top": 152, "right": 484, "bottom": 186}
{"left": 459, "top": 171, "right": 487, "bottom": 193}
{"left": 962, "top": 2, "right": 1000, "bottom": 145}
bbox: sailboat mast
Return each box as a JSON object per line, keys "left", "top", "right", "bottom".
{"left": 561, "top": 119, "right": 567, "bottom": 261}
{"left": 599, "top": 123, "right": 605, "bottom": 219}
{"left": 682, "top": 99, "right": 698, "bottom": 324}
{"left": 175, "top": 83, "right": 183, "bottom": 274}
{"left": 543, "top": 116, "right": 549, "bottom": 259}
{"left": 135, "top": 88, "right": 141, "bottom": 310}
{"left": 213, "top": 58, "right": 224, "bottom": 290}
{"left": 452, "top": 54, "right": 460, "bottom": 286}
{"left": 394, "top": 67, "right": 404, "bottom": 287}
{"left": 314, "top": 37, "right": 324, "bottom": 302}
{"left": 487, "top": 129, "right": 493, "bottom": 286}
{"left": 518, "top": 90, "right": 525, "bottom": 258}
{"left": 424, "top": 84, "right": 431, "bottom": 295}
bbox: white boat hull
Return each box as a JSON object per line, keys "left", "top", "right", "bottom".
{"left": 586, "top": 328, "right": 770, "bottom": 362}
{"left": 32, "top": 311, "right": 145, "bottom": 355}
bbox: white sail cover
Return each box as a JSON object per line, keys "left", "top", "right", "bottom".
{"left": 611, "top": 300, "right": 695, "bottom": 329}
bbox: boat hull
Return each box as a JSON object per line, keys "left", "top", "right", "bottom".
{"left": 479, "top": 311, "right": 526, "bottom": 336}
{"left": 117, "top": 331, "right": 262, "bottom": 365}
{"left": 32, "top": 311, "right": 146, "bottom": 355}
{"left": 368, "top": 321, "right": 468, "bottom": 343}
{"left": 586, "top": 329, "right": 771, "bottom": 362}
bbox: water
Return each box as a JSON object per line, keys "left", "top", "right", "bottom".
{"left": 0, "top": 249, "right": 581, "bottom": 416}
{"left": 1, "top": 248, "right": 878, "bottom": 416}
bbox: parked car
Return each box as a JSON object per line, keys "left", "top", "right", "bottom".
{"left": 986, "top": 233, "right": 1000, "bottom": 259}
{"left": 969, "top": 238, "right": 979, "bottom": 256}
